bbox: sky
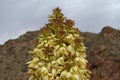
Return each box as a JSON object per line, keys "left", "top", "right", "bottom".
{"left": 0, "top": 0, "right": 120, "bottom": 44}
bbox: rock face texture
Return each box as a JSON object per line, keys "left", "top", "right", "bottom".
{"left": 0, "top": 26, "right": 120, "bottom": 80}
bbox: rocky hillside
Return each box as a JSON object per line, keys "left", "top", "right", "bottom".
{"left": 0, "top": 26, "right": 120, "bottom": 80}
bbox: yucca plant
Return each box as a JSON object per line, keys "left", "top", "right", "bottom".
{"left": 27, "top": 8, "right": 91, "bottom": 80}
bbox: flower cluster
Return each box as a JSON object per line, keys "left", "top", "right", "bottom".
{"left": 27, "top": 8, "right": 91, "bottom": 80}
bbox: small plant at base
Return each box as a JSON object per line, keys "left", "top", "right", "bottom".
{"left": 27, "top": 8, "right": 91, "bottom": 80}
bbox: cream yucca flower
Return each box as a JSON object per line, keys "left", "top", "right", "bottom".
{"left": 57, "top": 57, "right": 64, "bottom": 65}
{"left": 66, "top": 34, "right": 74, "bottom": 44}
{"left": 27, "top": 8, "right": 91, "bottom": 80}
{"left": 60, "top": 70, "right": 67, "bottom": 79}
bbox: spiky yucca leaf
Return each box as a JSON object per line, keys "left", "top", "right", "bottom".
{"left": 27, "top": 8, "right": 91, "bottom": 80}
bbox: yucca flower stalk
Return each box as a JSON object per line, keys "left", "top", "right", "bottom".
{"left": 27, "top": 8, "right": 91, "bottom": 80}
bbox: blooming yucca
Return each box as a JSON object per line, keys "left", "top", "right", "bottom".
{"left": 27, "top": 8, "right": 91, "bottom": 80}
